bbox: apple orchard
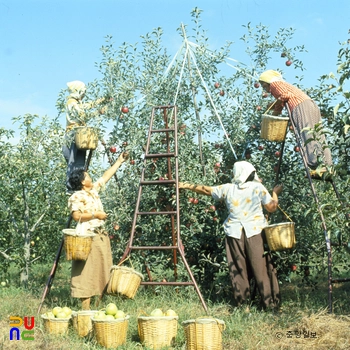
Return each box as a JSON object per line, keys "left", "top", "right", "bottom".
{"left": 1, "top": 10, "right": 350, "bottom": 305}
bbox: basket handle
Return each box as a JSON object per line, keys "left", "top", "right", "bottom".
{"left": 117, "top": 255, "right": 134, "bottom": 269}
{"left": 263, "top": 99, "right": 278, "bottom": 115}
{"left": 277, "top": 205, "right": 293, "bottom": 222}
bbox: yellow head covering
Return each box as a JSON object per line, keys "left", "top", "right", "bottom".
{"left": 259, "top": 70, "right": 283, "bottom": 84}
{"left": 66, "top": 80, "right": 86, "bottom": 99}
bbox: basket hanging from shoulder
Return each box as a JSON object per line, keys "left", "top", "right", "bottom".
{"left": 74, "top": 126, "right": 98, "bottom": 150}
{"left": 264, "top": 222, "right": 296, "bottom": 251}
{"left": 62, "top": 229, "right": 95, "bottom": 261}
{"left": 107, "top": 265, "right": 143, "bottom": 299}
{"left": 92, "top": 316, "right": 129, "bottom": 348}
{"left": 260, "top": 114, "right": 289, "bottom": 142}
{"left": 138, "top": 315, "right": 178, "bottom": 349}
{"left": 182, "top": 317, "right": 226, "bottom": 350}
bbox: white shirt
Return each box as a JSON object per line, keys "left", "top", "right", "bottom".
{"left": 211, "top": 182, "right": 272, "bottom": 239}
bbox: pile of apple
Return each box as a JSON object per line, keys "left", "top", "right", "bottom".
{"left": 43, "top": 306, "right": 73, "bottom": 319}
{"left": 149, "top": 308, "right": 177, "bottom": 317}
{"left": 93, "top": 303, "right": 127, "bottom": 321}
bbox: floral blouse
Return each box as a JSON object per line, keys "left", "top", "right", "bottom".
{"left": 211, "top": 182, "right": 272, "bottom": 239}
{"left": 68, "top": 177, "right": 105, "bottom": 233}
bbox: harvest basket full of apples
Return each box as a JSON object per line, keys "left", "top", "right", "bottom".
{"left": 41, "top": 306, "right": 73, "bottom": 335}
{"left": 137, "top": 308, "right": 179, "bottom": 349}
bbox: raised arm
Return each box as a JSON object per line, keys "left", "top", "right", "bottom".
{"left": 179, "top": 182, "right": 213, "bottom": 196}
{"left": 101, "top": 151, "right": 129, "bottom": 185}
{"left": 264, "top": 184, "right": 283, "bottom": 213}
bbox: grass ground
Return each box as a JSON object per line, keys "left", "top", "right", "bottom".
{"left": 0, "top": 261, "right": 350, "bottom": 349}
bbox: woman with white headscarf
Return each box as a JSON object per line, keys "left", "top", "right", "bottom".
{"left": 259, "top": 70, "right": 333, "bottom": 175}
{"left": 62, "top": 81, "right": 105, "bottom": 192}
{"left": 179, "top": 161, "right": 282, "bottom": 311}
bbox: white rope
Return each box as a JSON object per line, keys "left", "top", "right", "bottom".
{"left": 187, "top": 44, "right": 238, "bottom": 160}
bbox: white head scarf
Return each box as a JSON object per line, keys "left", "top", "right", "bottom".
{"left": 259, "top": 70, "right": 284, "bottom": 84}
{"left": 233, "top": 161, "right": 261, "bottom": 189}
{"left": 66, "top": 80, "right": 86, "bottom": 99}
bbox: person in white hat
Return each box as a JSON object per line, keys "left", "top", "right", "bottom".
{"left": 179, "top": 161, "right": 283, "bottom": 311}
{"left": 259, "top": 70, "right": 333, "bottom": 177}
{"left": 62, "top": 81, "right": 105, "bottom": 193}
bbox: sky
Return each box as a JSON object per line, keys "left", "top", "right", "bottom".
{"left": 1, "top": 0, "right": 349, "bottom": 135}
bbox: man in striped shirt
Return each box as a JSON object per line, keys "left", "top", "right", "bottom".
{"left": 259, "top": 70, "right": 333, "bottom": 176}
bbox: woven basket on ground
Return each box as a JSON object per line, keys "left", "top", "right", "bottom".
{"left": 138, "top": 315, "right": 178, "bottom": 349}
{"left": 72, "top": 310, "right": 97, "bottom": 337}
{"left": 92, "top": 315, "right": 129, "bottom": 348}
{"left": 260, "top": 114, "right": 289, "bottom": 142}
{"left": 264, "top": 222, "right": 296, "bottom": 251}
{"left": 182, "top": 317, "right": 226, "bottom": 350}
{"left": 107, "top": 265, "right": 143, "bottom": 299}
{"left": 62, "top": 229, "right": 95, "bottom": 261}
{"left": 41, "top": 315, "right": 71, "bottom": 335}
{"left": 74, "top": 126, "right": 98, "bottom": 150}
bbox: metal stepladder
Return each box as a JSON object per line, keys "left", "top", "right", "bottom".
{"left": 118, "top": 105, "right": 208, "bottom": 313}
{"left": 275, "top": 104, "right": 350, "bottom": 313}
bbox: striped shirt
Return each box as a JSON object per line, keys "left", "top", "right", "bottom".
{"left": 270, "top": 80, "right": 311, "bottom": 112}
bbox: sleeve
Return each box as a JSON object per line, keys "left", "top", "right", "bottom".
{"left": 259, "top": 184, "right": 273, "bottom": 205}
{"left": 211, "top": 184, "right": 227, "bottom": 201}
{"left": 93, "top": 177, "right": 106, "bottom": 193}
{"left": 68, "top": 192, "right": 85, "bottom": 213}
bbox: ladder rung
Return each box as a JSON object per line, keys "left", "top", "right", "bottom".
{"left": 145, "top": 153, "right": 176, "bottom": 158}
{"left": 140, "top": 180, "right": 176, "bottom": 186}
{"left": 137, "top": 211, "right": 177, "bottom": 215}
{"left": 151, "top": 128, "right": 175, "bottom": 133}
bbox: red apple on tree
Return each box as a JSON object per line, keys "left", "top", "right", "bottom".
{"left": 130, "top": 159, "right": 135, "bottom": 165}
{"left": 291, "top": 264, "right": 297, "bottom": 272}
{"left": 193, "top": 198, "right": 199, "bottom": 204}
{"left": 294, "top": 145, "right": 300, "bottom": 152}
{"left": 254, "top": 82, "right": 260, "bottom": 88}
{"left": 285, "top": 60, "right": 292, "bottom": 66}
{"left": 188, "top": 197, "right": 194, "bottom": 203}
{"left": 214, "top": 82, "right": 220, "bottom": 88}
{"left": 256, "top": 105, "right": 262, "bottom": 111}
{"left": 258, "top": 145, "right": 264, "bottom": 151}
{"left": 275, "top": 151, "right": 281, "bottom": 158}
{"left": 109, "top": 146, "right": 117, "bottom": 153}
{"left": 219, "top": 90, "right": 225, "bottom": 96}
{"left": 214, "top": 162, "right": 221, "bottom": 168}
{"left": 122, "top": 141, "right": 128, "bottom": 147}
{"left": 121, "top": 106, "right": 129, "bottom": 113}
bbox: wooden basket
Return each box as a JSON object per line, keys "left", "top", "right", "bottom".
{"left": 182, "top": 317, "right": 226, "bottom": 350}
{"left": 260, "top": 114, "right": 289, "bottom": 142}
{"left": 107, "top": 265, "right": 143, "bottom": 299}
{"left": 264, "top": 222, "right": 296, "bottom": 251}
{"left": 92, "top": 316, "right": 129, "bottom": 348}
{"left": 62, "top": 229, "right": 95, "bottom": 261}
{"left": 72, "top": 310, "right": 97, "bottom": 337}
{"left": 138, "top": 315, "right": 178, "bottom": 349}
{"left": 41, "top": 314, "right": 71, "bottom": 335}
{"left": 75, "top": 126, "right": 98, "bottom": 150}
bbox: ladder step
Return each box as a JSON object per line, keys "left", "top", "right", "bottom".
{"left": 140, "top": 180, "right": 176, "bottom": 186}
{"left": 151, "top": 128, "right": 175, "bottom": 133}
{"left": 137, "top": 211, "right": 177, "bottom": 216}
{"left": 145, "top": 153, "right": 176, "bottom": 159}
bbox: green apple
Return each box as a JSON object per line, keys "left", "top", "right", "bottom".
{"left": 56, "top": 311, "right": 68, "bottom": 319}
{"left": 165, "top": 309, "right": 177, "bottom": 316}
{"left": 0, "top": 281, "right": 6, "bottom": 287}
{"left": 46, "top": 312, "right": 55, "bottom": 318}
{"left": 52, "top": 306, "right": 62, "bottom": 317}
{"left": 94, "top": 311, "right": 106, "bottom": 320}
{"left": 105, "top": 303, "right": 118, "bottom": 316}
{"left": 114, "top": 310, "right": 125, "bottom": 319}
{"left": 150, "top": 308, "right": 164, "bottom": 317}
{"left": 62, "top": 306, "right": 72, "bottom": 316}
{"left": 105, "top": 315, "right": 115, "bottom": 321}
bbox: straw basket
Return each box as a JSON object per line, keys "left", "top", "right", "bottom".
{"left": 92, "top": 316, "right": 129, "bottom": 348}
{"left": 107, "top": 265, "right": 143, "bottom": 299}
{"left": 62, "top": 229, "right": 95, "bottom": 261}
{"left": 264, "top": 222, "right": 296, "bottom": 251}
{"left": 72, "top": 310, "right": 97, "bottom": 337}
{"left": 182, "top": 317, "right": 226, "bottom": 350}
{"left": 75, "top": 126, "right": 98, "bottom": 150}
{"left": 260, "top": 114, "right": 289, "bottom": 142}
{"left": 138, "top": 315, "right": 178, "bottom": 349}
{"left": 41, "top": 314, "right": 71, "bottom": 335}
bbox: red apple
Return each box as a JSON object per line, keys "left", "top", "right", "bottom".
{"left": 113, "top": 224, "right": 120, "bottom": 231}
{"left": 214, "top": 143, "right": 221, "bottom": 149}
{"left": 121, "top": 106, "right": 129, "bottom": 113}
{"left": 258, "top": 145, "right": 264, "bottom": 151}
{"left": 275, "top": 151, "right": 281, "bottom": 158}
{"left": 256, "top": 106, "right": 262, "bottom": 111}
{"left": 294, "top": 146, "right": 300, "bottom": 152}
{"left": 291, "top": 264, "right": 297, "bottom": 272}
{"left": 213, "top": 217, "right": 218, "bottom": 221}
{"left": 209, "top": 205, "right": 216, "bottom": 212}
{"left": 193, "top": 198, "right": 199, "bottom": 204}
{"left": 188, "top": 197, "right": 194, "bottom": 203}
{"left": 254, "top": 82, "right": 260, "bottom": 88}
{"left": 109, "top": 146, "right": 117, "bottom": 153}
{"left": 215, "top": 162, "right": 221, "bottom": 168}
{"left": 130, "top": 159, "right": 135, "bottom": 165}
{"left": 159, "top": 176, "right": 165, "bottom": 181}
{"left": 122, "top": 141, "right": 128, "bottom": 147}
{"left": 214, "top": 82, "right": 220, "bottom": 88}
{"left": 262, "top": 92, "right": 269, "bottom": 98}
{"left": 219, "top": 90, "right": 225, "bottom": 96}
{"left": 285, "top": 60, "right": 292, "bottom": 66}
